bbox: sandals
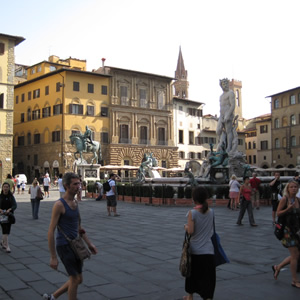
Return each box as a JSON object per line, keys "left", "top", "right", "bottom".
{"left": 272, "top": 265, "right": 280, "bottom": 280}
{"left": 291, "top": 282, "right": 300, "bottom": 288}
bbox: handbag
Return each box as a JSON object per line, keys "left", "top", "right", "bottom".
{"left": 179, "top": 232, "right": 191, "bottom": 277}
{"left": 274, "top": 198, "right": 288, "bottom": 240}
{"left": 8, "top": 212, "right": 15, "bottom": 224}
{"left": 57, "top": 225, "right": 91, "bottom": 261}
{"left": 211, "top": 214, "right": 230, "bottom": 266}
{"left": 36, "top": 187, "right": 44, "bottom": 201}
{"left": 0, "top": 214, "right": 9, "bottom": 223}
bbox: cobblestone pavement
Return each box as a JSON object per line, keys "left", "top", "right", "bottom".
{"left": 0, "top": 189, "right": 298, "bottom": 299}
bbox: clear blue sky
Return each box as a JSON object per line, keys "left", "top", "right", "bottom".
{"left": 2, "top": 0, "right": 300, "bottom": 119}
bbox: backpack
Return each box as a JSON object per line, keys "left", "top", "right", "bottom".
{"left": 103, "top": 180, "right": 111, "bottom": 192}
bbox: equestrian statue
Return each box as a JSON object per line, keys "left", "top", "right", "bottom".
{"left": 69, "top": 126, "right": 102, "bottom": 164}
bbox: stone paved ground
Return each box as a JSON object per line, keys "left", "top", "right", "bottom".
{"left": 0, "top": 189, "right": 299, "bottom": 299}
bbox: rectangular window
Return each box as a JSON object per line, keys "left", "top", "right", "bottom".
{"left": 197, "top": 123, "right": 200, "bottom": 129}
{"left": 139, "top": 89, "right": 147, "bottom": 108}
{"left": 28, "top": 91, "right": 32, "bottom": 100}
{"left": 253, "top": 155, "right": 256, "bottom": 164}
{"left": 0, "top": 93, "right": 3, "bottom": 108}
{"left": 197, "top": 152, "right": 202, "bottom": 159}
{"left": 238, "top": 139, "right": 243, "bottom": 145}
{"left": 34, "top": 133, "right": 40, "bottom": 144}
{"left": 73, "top": 81, "right": 80, "bottom": 91}
{"left": 189, "top": 152, "right": 195, "bottom": 159}
{"left": 33, "top": 89, "right": 40, "bottom": 99}
{"left": 260, "top": 125, "right": 268, "bottom": 133}
{"left": 21, "top": 113, "right": 25, "bottom": 122}
{"left": 101, "top": 85, "right": 107, "bottom": 95}
{"left": 158, "top": 128, "right": 166, "bottom": 145}
{"left": 56, "top": 82, "right": 61, "bottom": 92}
{"left": 88, "top": 84, "right": 94, "bottom": 93}
{"left": 37, "top": 65, "right": 42, "bottom": 72}
{"left": 101, "top": 132, "right": 109, "bottom": 144}
{"left": 69, "top": 104, "right": 83, "bottom": 115}
{"left": 18, "top": 136, "right": 25, "bottom": 146}
{"left": 261, "top": 140, "right": 268, "bottom": 150}
{"left": 0, "top": 43, "right": 4, "bottom": 55}
{"left": 34, "top": 154, "right": 38, "bottom": 165}
{"left": 42, "top": 107, "right": 51, "bottom": 118}
{"left": 45, "top": 86, "right": 49, "bottom": 95}
{"left": 119, "top": 124, "right": 129, "bottom": 143}
{"left": 179, "top": 151, "right": 185, "bottom": 159}
{"left": 53, "top": 104, "right": 63, "bottom": 115}
{"left": 195, "top": 137, "right": 201, "bottom": 145}
{"left": 21, "top": 93, "right": 25, "bottom": 102}
{"left": 139, "top": 126, "right": 148, "bottom": 144}
{"left": 16, "top": 95, "right": 19, "bottom": 104}
{"left": 87, "top": 105, "right": 94, "bottom": 116}
{"left": 52, "top": 131, "right": 60, "bottom": 142}
{"left": 120, "top": 86, "right": 128, "bottom": 105}
{"left": 290, "top": 95, "right": 296, "bottom": 105}
{"left": 179, "top": 130, "right": 184, "bottom": 144}
{"left": 179, "top": 106, "right": 183, "bottom": 111}
{"left": 32, "top": 109, "right": 40, "bottom": 120}
{"left": 101, "top": 107, "right": 108, "bottom": 117}
{"left": 189, "top": 131, "right": 194, "bottom": 144}
{"left": 248, "top": 156, "right": 252, "bottom": 164}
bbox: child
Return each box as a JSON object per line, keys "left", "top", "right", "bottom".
{"left": 21, "top": 181, "right": 26, "bottom": 194}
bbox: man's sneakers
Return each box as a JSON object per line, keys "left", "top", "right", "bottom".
{"left": 42, "top": 294, "right": 56, "bottom": 300}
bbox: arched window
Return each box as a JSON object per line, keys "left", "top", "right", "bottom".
{"left": 274, "top": 118, "right": 279, "bottom": 128}
{"left": 290, "top": 115, "right": 296, "bottom": 126}
{"left": 275, "top": 138, "right": 280, "bottom": 149}
{"left": 248, "top": 141, "right": 251, "bottom": 149}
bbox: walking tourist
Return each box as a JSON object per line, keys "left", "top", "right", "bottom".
{"left": 28, "top": 179, "right": 43, "bottom": 219}
{"left": 236, "top": 177, "right": 258, "bottom": 226}
{"left": 0, "top": 182, "right": 17, "bottom": 253}
{"left": 43, "top": 174, "right": 51, "bottom": 198}
{"left": 272, "top": 180, "right": 300, "bottom": 288}
{"left": 57, "top": 174, "right": 65, "bottom": 198}
{"left": 43, "top": 172, "right": 97, "bottom": 300}
{"left": 183, "top": 186, "right": 216, "bottom": 300}
{"left": 4, "top": 174, "right": 15, "bottom": 194}
{"left": 229, "top": 174, "right": 240, "bottom": 210}
{"left": 16, "top": 175, "right": 21, "bottom": 194}
{"left": 270, "top": 172, "right": 283, "bottom": 224}
{"left": 106, "top": 173, "right": 120, "bottom": 216}
{"left": 250, "top": 172, "right": 261, "bottom": 209}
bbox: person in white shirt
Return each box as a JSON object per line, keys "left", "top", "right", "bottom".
{"left": 43, "top": 174, "right": 51, "bottom": 198}
{"left": 57, "top": 173, "right": 65, "bottom": 198}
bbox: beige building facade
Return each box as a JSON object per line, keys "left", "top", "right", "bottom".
{"left": 0, "top": 33, "right": 24, "bottom": 184}
{"left": 96, "top": 65, "right": 178, "bottom": 170}
{"left": 268, "top": 87, "right": 300, "bottom": 168}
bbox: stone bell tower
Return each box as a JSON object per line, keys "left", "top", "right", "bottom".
{"left": 174, "top": 47, "right": 189, "bottom": 99}
{"left": 229, "top": 79, "right": 243, "bottom": 119}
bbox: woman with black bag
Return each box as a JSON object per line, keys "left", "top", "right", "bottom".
{"left": 0, "top": 182, "right": 17, "bottom": 253}
{"left": 272, "top": 180, "right": 300, "bottom": 288}
{"left": 183, "top": 186, "right": 215, "bottom": 300}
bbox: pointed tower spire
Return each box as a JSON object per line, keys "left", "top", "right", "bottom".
{"left": 174, "top": 47, "right": 189, "bottom": 99}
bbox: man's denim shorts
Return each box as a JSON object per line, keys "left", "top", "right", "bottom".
{"left": 56, "top": 244, "right": 82, "bottom": 276}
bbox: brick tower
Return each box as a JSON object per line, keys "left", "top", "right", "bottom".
{"left": 174, "top": 47, "right": 189, "bottom": 99}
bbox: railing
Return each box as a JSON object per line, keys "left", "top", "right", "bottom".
{"left": 119, "top": 138, "right": 131, "bottom": 144}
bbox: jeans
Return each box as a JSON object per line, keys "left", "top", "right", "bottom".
{"left": 237, "top": 199, "right": 255, "bottom": 225}
{"left": 31, "top": 198, "right": 40, "bottom": 219}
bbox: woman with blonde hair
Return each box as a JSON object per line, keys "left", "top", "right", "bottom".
{"left": 29, "top": 179, "right": 43, "bottom": 219}
{"left": 272, "top": 180, "right": 300, "bottom": 288}
{"left": 183, "top": 186, "right": 216, "bottom": 300}
{"left": 229, "top": 174, "right": 240, "bottom": 210}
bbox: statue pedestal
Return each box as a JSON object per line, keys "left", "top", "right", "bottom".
{"left": 76, "top": 164, "right": 101, "bottom": 182}
{"left": 228, "top": 152, "right": 246, "bottom": 178}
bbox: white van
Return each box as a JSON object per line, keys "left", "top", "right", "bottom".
{"left": 15, "top": 174, "right": 27, "bottom": 184}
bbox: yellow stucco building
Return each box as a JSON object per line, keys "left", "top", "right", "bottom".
{"left": 14, "top": 56, "right": 110, "bottom": 181}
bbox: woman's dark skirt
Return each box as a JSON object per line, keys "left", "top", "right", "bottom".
{"left": 185, "top": 254, "right": 216, "bottom": 299}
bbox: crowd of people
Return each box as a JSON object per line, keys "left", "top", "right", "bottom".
{"left": 1, "top": 170, "right": 300, "bottom": 299}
